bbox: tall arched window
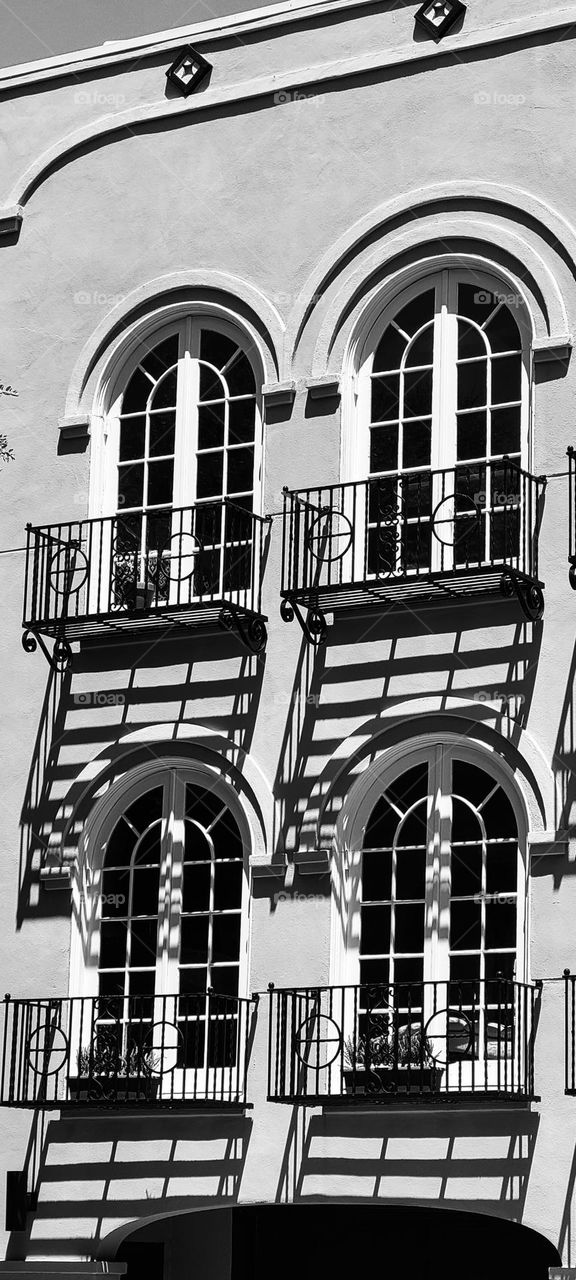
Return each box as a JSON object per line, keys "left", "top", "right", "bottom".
{"left": 91, "top": 769, "right": 248, "bottom": 1076}
{"left": 100, "top": 317, "right": 262, "bottom": 608}
{"left": 355, "top": 271, "right": 531, "bottom": 577}
{"left": 344, "top": 744, "right": 526, "bottom": 1082}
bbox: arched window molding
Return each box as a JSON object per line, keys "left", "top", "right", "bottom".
{"left": 342, "top": 264, "right": 533, "bottom": 484}
{"left": 89, "top": 307, "right": 266, "bottom": 524}
{"left": 330, "top": 735, "right": 529, "bottom": 992}
{"left": 70, "top": 759, "right": 253, "bottom": 1006}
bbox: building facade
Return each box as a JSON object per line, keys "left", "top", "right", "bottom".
{"left": 0, "top": 0, "right": 576, "bottom": 1276}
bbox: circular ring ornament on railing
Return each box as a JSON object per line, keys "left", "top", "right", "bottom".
{"left": 49, "top": 545, "right": 89, "bottom": 596}
{"left": 53, "top": 637, "right": 73, "bottom": 672}
{"left": 293, "top": 1014, "right": 342, "bottom": 1068}
{"left": 305, "top": 509, "right": 353, "bottom": 563}
{"left": 161, "top": 532, "right": 202, "bottom": 582}
{"left": 142, "top": 1020, "right": 184, "bottom": 1074}
{"left": 423, "top": 1008, "right": 474, "bottom": 1067}
{"left": 431, "top": 493, "right": 480, "bottom": 548}
{"left": 26, "top": 1024, "right": 69, "bottom": 1076}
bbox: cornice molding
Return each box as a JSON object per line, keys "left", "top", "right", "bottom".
{"left": 4, "top": 6, "right": 576, "bottom": 222}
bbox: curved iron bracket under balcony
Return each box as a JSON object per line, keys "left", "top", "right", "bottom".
{"left": 280, "top": 463, "right": 546, "bottom": 644}
{"left": 22, "top": 499, "right": 272, "bottom": 668}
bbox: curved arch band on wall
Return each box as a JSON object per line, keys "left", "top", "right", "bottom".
{"left": 297, "top": 702, "right": 557, "bottom": 860}
{"left": 62, "top": 272, "right": 284, "bottom": 426}
{"left": 286, "top": 184, "right": 576, "bottom": 378}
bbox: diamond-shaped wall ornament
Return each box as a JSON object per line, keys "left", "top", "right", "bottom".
{"left": 166, "top": 45, "right": 211, "bottom": 96}
{"left": 415, "top": 0, "right": 466, "bottom": 39}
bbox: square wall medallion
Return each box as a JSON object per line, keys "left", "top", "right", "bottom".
{"left": 415, "top": 0, "right": 466, "bottom": 39}
{"left": 166, "top": 45, "right": 211, "bottom": 96}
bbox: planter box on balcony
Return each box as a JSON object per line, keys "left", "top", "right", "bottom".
{"left": 68, "top": 1075, "right": 160, "bottom": 1103}
{"left": 343, "top": 1066, "right": 442, "bottom": 1096}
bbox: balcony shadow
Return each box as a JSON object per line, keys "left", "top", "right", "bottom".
{"left": 274, "top": 595, "right": 542, "bottom": 860}
{"left": 7, "top": 1111, "right": 252, "bottom": 1261}
{"left": 17, "top": 628, "right": 265, "bottom": 925}
{"left": 275, "top": 1104, "right": 539, "bottom": 1219}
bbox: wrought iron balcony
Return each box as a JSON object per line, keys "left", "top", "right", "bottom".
{"left": 267, "top": 980, "right": 540, "bottom": 1105}
{"left": 23, "top": 500, "right": 271, "bottom": 668}
{"left": 564, "top": 970, "right": 576, "bottom": 1094}
{"left": 568, "top": 448, "right": 576, "bottom": 589}
{"left": 281, "top": 462, "right": 546, "bottom": 643}
{"left": 0, "top": 992, "right": 257, "bottom": 1108}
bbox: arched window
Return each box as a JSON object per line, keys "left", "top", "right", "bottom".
{"left": 92, "top": 769, "right": 248, "bottom": 1075}
{"left": 100, "top": 317, "right": 262, "bottom": 609}
{"left": 344, "top": 744, "right": 526, "bottom": 1082}
{"left": 355, "top": 271, "right": 530, "bottom": 577}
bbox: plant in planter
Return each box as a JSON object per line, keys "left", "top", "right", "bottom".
{"left": 69, "top": 1043, "right": 160, "bottom": 1102}
{"left": 343, "top": 1024, "right": 440, "bottom": 1096}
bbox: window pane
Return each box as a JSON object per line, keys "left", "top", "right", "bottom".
{"left": 123, "top": 367, "right": 153, "bottom": 414}
{"left": 134, "top": 826, "right": 161, "bottom": 866}
{"left": 184, "top": 822, "right": 212, "bottom": 863}
{"left": 148, "top": 459, "right": 174, "bottom": 507}
{"left": 395, "top": 849, "right": 426, "bottom": 900}
{"left": 200, "top": 330, "right": 237, "bottom": 369}
{"left": 360, "top": 958, "right": 390, "bottom": 986}
{"left": 229, "top": 398, "right": 256, "bottom": 444}
{"left": 396, "top": 805, "right": 428, "bottom": 848}
{"left": 458, "top": 360, "right": 487, "bottom": 410}
{"left": 212, "top": 914, "right": 241, "bottom": 962}
{"left": 451, "top": 797, "right": 482, "bottom": 842}
{"left": 131, "top": 866, "right": 160, "bottom": 916}
{"left": 226, "top": 447, "right": 254, "bottom": 495}
{"left": 106, "top": 817, "right": 137, "bottom": 867}
{"left": 210, "top": 810, "right": 243, "bottom": 860}
{"left": 150, "top": 369, "right": 177, "bottom": 410}
{"left": 186, "top": 786, "right": 226, "bottom": 828}
{"left": 179, "top": 967, "right": 208, "bottom": 995}
{"left": 196, "top": 452, "right": 224, "bottom": 499}
{"left": 452, "top": 763, "right": 492, "bottom": 809}
{"left": 198, "top": 403, "right": 225, "bottom": 450}
{"left": 363, "top": 797, "right": 398, "bottom": 848}
{"left": 370, "top": 425, "right": 399, "bottom": 473}
{"left": 387, "top": 764, "right": 429, "bottom": 810}
{"left": 119, "top": 417, "right": 146, "bottom": 461}
{"left": 211, "top": 966, "right": 239, "bottom": 995}
{"left": 482, "top": 787, "right": 517, "bottom": 838}
{"left": 130, "top": 919, "right": 158, "bottom": 967}
{"left": 491, "top": 406, "right": 521, "bottom": 456}
{"left": 200, "top": 362, "right": 225, "bottom": 402}
{"left": 360, "top": 905, "right": 391, "bottom": 955}
{"left": 362, "top": 849, "right": 392, "bottom": 901}
{"left": 100, "top": 922, "right": 128, "bottom": 968}
{"left": 395, "top": 290, "right": 435, "bottom": 335}
{"left": 118, "top": 464, "right": 144, "bottom": 510}
{"left": 180, "top": 916, "right": 209, "bottom": 964}
{"left": 373, "top": 324, "right": 407, "bottom": 371}
{"left": 458, "top": 320, "right": 485, "bottom": 360}
{"left": 405, "top": 325, "right": 434, "bottom": 367}
{"left": 450, "top": 900, "right": 481, "bottom": 951}
{"left": 213, "top": 862, "right": 243, "bottom": 910}
{"left": 393, "top": 957, "right": 424, "bottom": 986}
{"left": 402, "top": 420, "right": 431, "bottom": 469}
{"left": 403, "top": 369, "right": 433, "bottom": 418}
{"left": 451, "top": 844, "right": 482, "bottom": 897}
{"left": 457, "top": 412, "right": 486, "bottom": 461}
{"left": 141, "top": 336, "right": 179, "bottom": 380}
{"left": 149, "top": 412, "right": 175, "bottom": 457}
{"left": 457, "top": 283, "right": 496, "bottom": 323}
{"left": 491, "top": 355, "right": 521, "bottom": 404}
{"left": 223, "top": 350, "right": 255, "bottom": 397}
{"left": 486, "top": 902, "right": 516, "bottom": 950}
{"left": 485, "top": 306, "right": 521, "bottom": 353}
{"left": 372, "top": 375, "right": 400, "bottom": 422}
{"left": 182, "top": 863, "right": 211, "bottom": 913}
{"left": 486, "top": 843, "right": 517, "bottom": 893}
{"left": 394, "top": 903, "right": 424, "bottom": 953}
{"left": 102, "top": 869, "right": 130, "bottom": 913}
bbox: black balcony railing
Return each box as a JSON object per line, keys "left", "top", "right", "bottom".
{"left": 281, "top": 462, "right": 546, "bottom": 641}
{"left": 0, "top": 993, "right": 257, "bottom": 1108}
{"left": 564, "top": 970, "right": 576, "bottom": 1093}
{"left": 267, "top": 980, "right": 540, "bottom": 1104}
{"left": 568, "top": 448, "right": 576, "bottom": 589}
{"left": 23, "top": 500, "right": 271, "bottom": 664}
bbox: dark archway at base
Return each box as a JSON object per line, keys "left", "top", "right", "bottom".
{"left": 115, "top": 1203, "right": 561, "bottom": 1280}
